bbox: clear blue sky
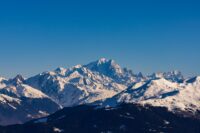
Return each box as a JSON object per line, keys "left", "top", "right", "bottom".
{"left": 0, "top": 0, "right": 200, "bottom": 78}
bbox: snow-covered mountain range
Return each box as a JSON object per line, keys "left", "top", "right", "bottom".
{"left": 0, "top": 75, "right": 61, "bottom": 125}
{"left": 0, "top": 58, "right": 199, "bottom": 125}
{"left": 99, "top": 77, "right": 200, "bottom": 113}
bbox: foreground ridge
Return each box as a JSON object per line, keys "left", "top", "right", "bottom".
{"left": 1, "top": 104, "right": 200, "bottom": 133}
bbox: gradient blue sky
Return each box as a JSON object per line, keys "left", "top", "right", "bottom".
{"left": 0, "top": 0, "right": 200, "bottom": 78}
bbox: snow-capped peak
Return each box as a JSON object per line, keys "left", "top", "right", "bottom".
{"left": 86, "top": 58, "right": 121, "bottom": 71}
{"left": 97, "top": 58, "right": 108, "bottom": 64}
{"left": 129, "top": 78, "right": 180, "bottom": 101}
{"left": 148, "top": 70, "right": 184, "bottom": 83}
{"left": 84, "top": 58, "right": 124, "bottom": 79}
{"left": 10, "top": 74, "right": 25, "bottom": 85}
{"left": 99, "top": 75, "right": 200, "bottom": 113}
{"left": 96, "top": 58, "right": 117, "bottom": 67}
{"left": 55, "top": 67, "right": 67, "bottom": 75}
{"left": 26, "top": 59, "right": 129, "bottom": 107}
{"left": 73, "top": 64, "right": 82, "bottom": 69}
{"left": 147, "top": 78, "right": 180, "bottom": 91}
{"left": 100, "top": 78, "right": 180, "bottom": 106}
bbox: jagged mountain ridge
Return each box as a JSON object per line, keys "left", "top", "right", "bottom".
{"left": 26, "top": 58, "right": 186, "bottom": 107}
{"left": 26, "top": 58, "right": 145, "bottom": 107}
{"left": 98, "top": 77, "right": 200, "bottom": 115}
{"left": 0, "top": 58, "right": 198, "bottom": 126}
{"left": 0, "top": 75, "right": 61, "bottom": 125}
{"left": 148, "top": 70, "right": 184, "bottom": 83}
